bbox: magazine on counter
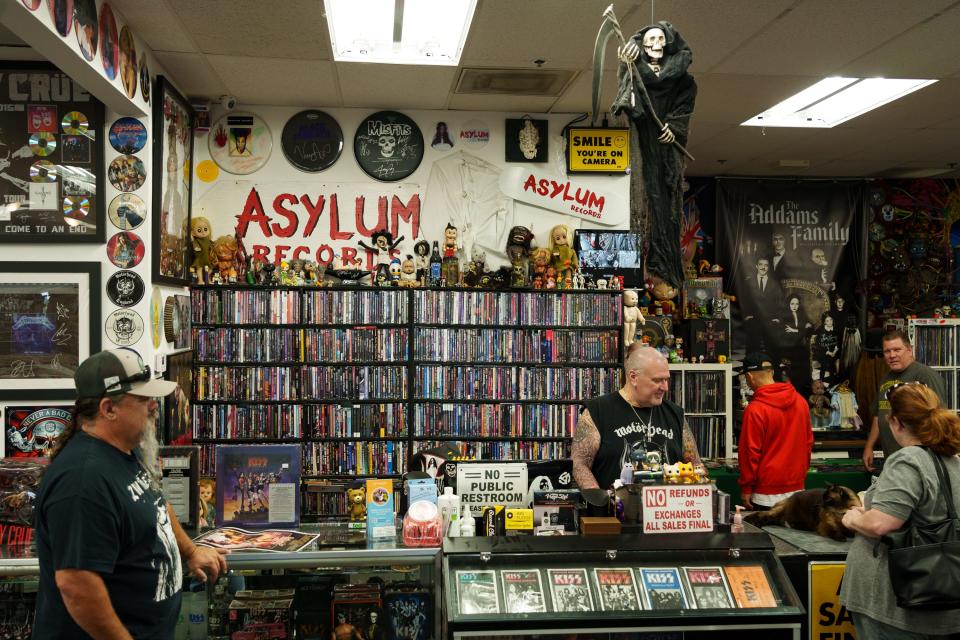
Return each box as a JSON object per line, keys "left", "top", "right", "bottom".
{"left": 683, "top": 566, "right": 735, "bottom": 609}
{"left": 456, "top": 570, "right": 500, "bottom": 615}
{"left": 501, "top": 569, "right": 547, "bottom": 613}
{"left": 194, "top": 526, "right": 319, "bottom": 553}
{"left": 593, "top": 568, "right": 642, "bottom": 611}
{"left": 547, "top": 568, "right": 594, "bottom": 612}
{"left": 636, "top": 567, "right": 688, "bottom": 610}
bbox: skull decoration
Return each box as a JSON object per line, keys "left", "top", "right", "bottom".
{"left": 114, "top": 316, "right": 135, "bottom": 340}
{"left": 642, "top": 27, "right": 666, "bottom": 61}
{"left": 881, "top": 204, "right": 895, "bottom": 222}
{"left": 378, "top": 135, "right": 397, "bottom": 158}
{"left": 117, "top": 277, "right": 135, "bottom": 296}
{"left": 518, "top": 119, "right": 540, "bottom": 160}
{"left": 32, "top": 420, "right": 64, "bottom": 452}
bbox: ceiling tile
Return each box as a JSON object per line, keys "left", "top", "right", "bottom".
{"left": 165, "top": 0, "right": 330, "bottom": 59}
{"left": 207, "top": 56, "right": 340, "bottom": 107}
{"left": 692, "top": 74, "right": 820, "bottom": 125}
{"left": 336, "top": 62, "right": 456, "bottom": 110}
{"left": 153, "top": 52, "right": 229, "bottom": 99}
{"left": 712, "top": 0, "right": 957, "bottom": 76}
{"left": 108, "top": 0, "right": 198, "bottom": 53}
{"left": 447, "top": 94, "right": 559, "bottom": 112}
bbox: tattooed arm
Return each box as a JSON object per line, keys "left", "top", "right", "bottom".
{"left": 572, "top": 409, "right": 602, "bottom": 489}
{"left": 680, "top": 419, "right": 705, "bottom": 469}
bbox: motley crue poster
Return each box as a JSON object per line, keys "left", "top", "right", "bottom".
{"left": 717, "top": 179, "right": 865, "bottom": 397}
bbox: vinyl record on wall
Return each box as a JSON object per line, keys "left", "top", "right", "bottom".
{"left": 139, "top": 57, "right": 150, "bottom": 103}
{"left": 73, "top": 0, "right": 98, "bottom": 61}
{"left": 46, "top": 0, "right": 73, "bottom": 37}
{"left": 108, "top": 193, "right": 146, "bottom": 230}
{"left": 106, "top": 230, "right": 144, "bottom": 268}
{"left": 109, "top": 117, "right": 147, "bottom": 154}
{"left": 281, "top": 110, "right": 343, "bottom": 172}
{"left": 150, "top": 286, "right": 163, "bottom": 348}
{"left": 353, "top": 110, "right": 423, "bottom": 182}
{"left": 105, "top": 309, "right": 144, "bottom": 346}
{"left": 118, "top": 26, "right": 137, "bottom": 99}
{"left": 108, "top": 154, "right": 146, "bottom": 191}
{"left": 208, "top": 112, "right": 273, "bottom": 175}
{"left": 106, "top": 269, "right": 145, "bottom": 307}
{"left": 99, "top": 3, "right": 119, "bottom": 81}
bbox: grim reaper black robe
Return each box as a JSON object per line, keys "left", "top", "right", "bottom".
{"left": 612, "top": 22, "right": 696, "bottom": 289}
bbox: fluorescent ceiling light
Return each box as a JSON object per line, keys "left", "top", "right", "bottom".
{"left": 742, "top": 77, "right": 937, "bottom": 128}
{"left": 324, "top": 0, "right": 477, "bottom": 66}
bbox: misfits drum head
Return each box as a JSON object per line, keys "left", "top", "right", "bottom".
{"left": 353, "top": 110, "right": 423, "bottom": 182}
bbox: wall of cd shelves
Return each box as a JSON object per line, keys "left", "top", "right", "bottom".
{"left": 907, "top": 317, "right": 960, "bottom": 410}
{"left": 191, "top": 286, "right": 624, "bottom": 519}
{"left": 666, "top": 363, "right": 734, "bottom": 459}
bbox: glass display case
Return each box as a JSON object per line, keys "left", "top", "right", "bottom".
{"left": 442, "top": 533, "right": 803, "bottom": 639}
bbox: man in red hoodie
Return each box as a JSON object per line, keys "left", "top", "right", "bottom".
{"left": 737, "top": 353, "right": 813, "bottom": 510}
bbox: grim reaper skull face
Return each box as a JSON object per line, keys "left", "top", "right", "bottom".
{"left": 378, "top": 135, "right": 396, "bottom": 158}
{"left": 642, "top": 27, "right": 666, "bottom": 61}
{"left": 33, "top": 420, "right": 64, "bottom": 452}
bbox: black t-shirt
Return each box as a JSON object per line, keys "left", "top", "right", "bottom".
{"left": 584, "top": 392, "right": 685, "bottom": 489}
{"left": 33, "top": 432, "right": 182, "bottom": 639}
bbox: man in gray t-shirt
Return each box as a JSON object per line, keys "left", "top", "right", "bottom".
{"left": 863, "top": 331, "right": 946, "bottom": 470}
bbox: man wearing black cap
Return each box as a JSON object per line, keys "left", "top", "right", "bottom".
{"left": 737, "top": 353, "right": 812, "bottom": 510}
{"left": 33, "top": 348, "right": 228, "bottom": 640}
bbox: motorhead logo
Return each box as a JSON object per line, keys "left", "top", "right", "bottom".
{"left": 105, "top": 309, "right": 144, "bottom": 346}
{"left": 115, "top": 316, "right": 135, "bottom": 339}
{"left": 107, "top": 270, "right": 144, "bottom": 307}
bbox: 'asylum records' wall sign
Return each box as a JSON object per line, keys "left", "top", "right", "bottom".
{"left": 353, "top": 110, "right": 423, "bottom": 182}
{"left": 281, "top": 110, "right": 343, "bottom": 173}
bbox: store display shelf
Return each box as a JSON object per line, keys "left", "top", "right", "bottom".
{"left": 411, "top": 435, "right": 568, "bottom": 442}
{"left": 193, "top": 323, "right": 409, "bottom": 329}
{"left": 415, "top": 323, "right": 621, "bottom": 330}
{"left": 193, "top": 399, "right": 407, "bottom": 405}
{"left": 413, "top": 361, "right": 617, "bottom": 368}
{"left": 195, "top": 360, "right": 408, "bottom": 367}
{"left": 412, "top": 398, "right": 584, "bottom": 404}
{"left": 193, "top": 436, "right": 408, "bottom": 444}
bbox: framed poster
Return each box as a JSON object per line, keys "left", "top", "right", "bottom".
{"left": 0, "top": 62, "right": 105, "bottom": 242}
{"left": 163, "top": 349, "right": 192, "bottom": 446}
{"left": 152, "top": 76, "right": 194, "bottom": 285}
{"left": 4, "top": 404, "right": 72, "bottom": 457}
{"left": 215, "top": 444, "right": 301, "bottom": 528}
{"left": 505, "top": 117, "right": 547, "bottom": 163}
{"left": 0, "top": 261, "right": 100, "bottom": 399}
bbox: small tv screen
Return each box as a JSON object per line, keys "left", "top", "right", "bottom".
{"left": 574, "top": 229, "right": 644, "bottom": 286}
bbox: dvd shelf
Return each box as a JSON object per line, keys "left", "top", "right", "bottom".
{"left": 666, "top": 363, "right": 734, "bottom": 459}
{"left": 908, "top": 317, "right": 960, "bottom": 410}
{"left": 191, "top": 286, "right": 624, "bottom": 519}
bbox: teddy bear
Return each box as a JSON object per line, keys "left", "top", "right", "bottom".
{"left": 347, "top": 487, "right": 366, "bottom": 521}
{"left": 809, "top": 380, "right": 832, "bottom": 429}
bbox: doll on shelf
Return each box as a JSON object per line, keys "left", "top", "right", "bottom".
{"left": 549, "top": 224, "right": 578, "bottom": 285}
{"left": 441, "top": 223, "right": 461, "bottom": 285}
{"left": 413, "top": 240, "right": 431, "bottom": 284}
{"left": 530, "top": 247, "right": 550, "bottom": 284}
{"left": 198, "top": 479, "right": 216, "bottom": 528}
{"left": 190, "top": 217, "right": 214, "bottom": 271}
{"left": 399, "top": 255, "right": 418, "bottom": 286}
{"left": 212, "top": 235, "right": 239, "bottom": 282}
{"left": 358, "top": 228, "right": 404, "bottom": 271}
{"left": 623, "top": 290, "right": 645, "bottom": 346}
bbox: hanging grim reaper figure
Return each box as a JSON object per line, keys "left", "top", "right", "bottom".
{"left": 611, "top": 20, "right": 696, "bottom": 288}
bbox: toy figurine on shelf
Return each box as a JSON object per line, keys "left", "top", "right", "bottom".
{"left": 545, "top": 266, "right": 558, "bottom": 289}
{"left": 389, "top": 258, "right": 402, "bottom": 283}
{"left": 399, "top": 255, "right": 418, "bottom": 287}
{"left": 652, "top": 280, "right": 679, "bottom": 318}
{"left": 302, "top": 260, "right": 317, "bottom": 285}
{"left": 260, "top": 261, "right": 275, "bottom": 285}
{"left": 530, "top": 247, "right": 550, "bottom": 284}
{"left": 441, "top": 223, "right": 461, "bottom": 285}
{"left": 549, "top": 224, "right": 578, "bottom": 285}
{"left": 212, "top": 235, "right": 239, "bottom": 283}
{"left": 506, "top": 226, "right": 535, "bottom": 288}
{"left": 190, "top": 216, "right": 214, "bottom": 271}
{"left": 347, "top": 487, "right": 366, "bottom": 521}
{"left": 623, "top": 290, "right": 645, "bottom": 346}
{"left": 573, "top": 272, "right": 586, "bottom": 289}
{"left": 463, "top": 248, "right": 487, "bottom": 287}
{"left": 374, "top": 264, "right": 392, "bottom": 287}
{"left": 809, "top": 379, "right": 831, "bottom": 429}
{"left": 358, "top": 228, "right": 404, "bottom": 271}
{"left": 413, "top": 240, "right": 431, "bottom": 284}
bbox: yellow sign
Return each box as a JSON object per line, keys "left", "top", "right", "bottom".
{"left": 567, "top": 127, "right": 629, "bottom": 173}
{"left": 809, "top": 562, "right": 857, "bottom": 640}
{"left": 505, "top": 508, "right": 534, "bottom": 531}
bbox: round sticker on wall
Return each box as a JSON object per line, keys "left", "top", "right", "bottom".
{"left": 208, "top": 112, "right": 273, "bottom": 175}
{"left": 118, "top": 26, "right": 137, "bottom": 99}
{"left": 108, "top": 193, "right": 146, "bottom": 230}
{"left": 47, "top": 0, "right": 73, "bottom": 37}
{"left": 150, "top": 286, "right": 163, "bottom": 348}
{"left": 430, "top": 121, "right": 455, "bottom": 151}
{"left": 108, "top": 154, "right": 146, "bottom": 191}
{"left": 106, "top": 270, "right": 144, "bottom": 307}
{"left": 99, "top": 3, "right": 119, "bottom": 81}
{"left": 105, "top": 309, "right": 144, "bottom": 346}
{"left": 109, "top": 117, "right": 146, "bottom": 154}
{"left": 106, "top": 231, "right": 145, "bottom": 268}
{"left": 354, "top": 110, "right": 423, "bottom": 182}
{"left": 281, "top": 110, "right": 343, "bottom": 172}
{"left": 459, "top": 119, "right": 490, "bottom": 148}
{"left": 73, "top": 0, "right": 97, "bottom": 61}
{"left": 139, "top": 57, "right": 150, "bottom": 103}
{"left": 195, "top": 159, "right": 219, "bottom": 183}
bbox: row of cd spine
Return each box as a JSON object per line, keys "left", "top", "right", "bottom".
{"left": 413, "top": 327, "right": 620, "bottom": 362}
{"left": 413, "top": 290, "right": 622, "bottom": 325}
{"left": 413, "top": 403, "right": 579, "bottom": 438}
{"left": 195, "top": 365, "right": 408, "bottom": 401}
{"left": 417, "top": 439, "right": 568, "bottom": 461}
{"left": 415, "top": 366, "right": 622, "bottom": 399}
{"left": 302, "top": 441, "right": 407, "bottom": 476}
{"left": 192, "top": 289, "right": 410, "bottom": 325}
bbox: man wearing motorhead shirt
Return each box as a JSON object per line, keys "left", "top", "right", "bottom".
{"left": 572, "top": 345, "right": 704, "bottom": 490}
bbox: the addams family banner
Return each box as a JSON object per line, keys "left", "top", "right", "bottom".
{"left": 717, "top": 179, "right": 865, "bottom": 396}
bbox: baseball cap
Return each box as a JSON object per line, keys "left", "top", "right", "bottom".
{"left": 733, "top": 352, "right": 776, "bottom": 374}
{"left": 74, "top": 348, "right": 177, "bottom": 398}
